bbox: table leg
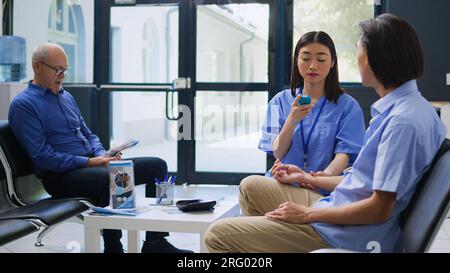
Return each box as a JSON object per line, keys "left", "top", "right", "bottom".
{"left": 84, "top": 227, "right": 101, "bottom": 253}
{"left": 127, "top": 230, "right": 140, "bottom": 253}
{"left": 199, "top": 233, "right": 208, "bottom": 253}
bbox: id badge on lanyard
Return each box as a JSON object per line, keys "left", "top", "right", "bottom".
{"left": 300, "top": 98, "right": 327, "bottom": 172}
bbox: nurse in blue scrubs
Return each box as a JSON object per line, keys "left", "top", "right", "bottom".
{"left": 258, "top": 31, "right": 366, "bottom": 194}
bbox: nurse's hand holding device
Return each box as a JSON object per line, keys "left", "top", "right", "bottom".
{"left": 288, "top": 95, "right": 313, "bottom": 124}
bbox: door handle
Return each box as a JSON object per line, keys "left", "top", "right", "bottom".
{"left": 165, "top": 78, "right": 191, "bottom": 121}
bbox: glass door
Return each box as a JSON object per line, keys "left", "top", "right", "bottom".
{"left": 99, "top": 1, "right": 183, "bottom": 178}
{"left": 99, "top": 0, "right": 273, "bottom": 185}
{"left": 187, "top": 0, "right": 272, "bottom": 184}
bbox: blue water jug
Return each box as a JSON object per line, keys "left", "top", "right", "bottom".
{"left": 0, "top": 36, "right": 26, "bottom": 82}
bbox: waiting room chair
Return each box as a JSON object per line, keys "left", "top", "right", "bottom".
{"left": 0, "top": 120, "right": 90, "bottom": 247}
{"left": 0, "top": 164, "right": 41, "bottom": 245}
{"left": 0, "top": 219, "right": 41, "bottom": 246}
{"left": 398, "top": 138, "right": 450, "bottom": 252}
{"left": 312, "top": 139, "right": 450, "bottom": 253}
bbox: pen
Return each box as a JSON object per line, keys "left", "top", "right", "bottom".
{"left": 158, "top": 184, "right": 166, "bottom": 204}
{"left": 157, "top": 175, "right": 175, "bottom": 204}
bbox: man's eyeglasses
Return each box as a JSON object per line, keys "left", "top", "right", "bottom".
{"left": 38, "top": 60, "right": 70, "bottom": 77}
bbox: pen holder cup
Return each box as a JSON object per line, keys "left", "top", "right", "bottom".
{"left": 156, "top": 183, "right": 174, "bottom": 205}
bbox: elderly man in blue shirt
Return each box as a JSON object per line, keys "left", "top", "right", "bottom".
{"left": 205, "top": 14, "right": 447, "bottom": 253}
{"left": 8, "top": 43, "right": 192, "bottom": 253}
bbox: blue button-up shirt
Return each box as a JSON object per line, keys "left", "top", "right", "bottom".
{"left": 311, "top": 80, "right": 447, "bottom": 252}
{"left": 259, "top": 88, "right": 366, "bottom": 177}
{"left": 8, "top": 82, "right": 105, "bottom": 175}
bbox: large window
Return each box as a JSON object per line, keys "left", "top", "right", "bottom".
{"left": 48, "top": 0, "right": 78, "bottom": 82}
{"left": 13, "top": 0, "right": 94, "bottom": 83}
{"left": 194, "top": 3, "right": 270, "bottom": 175}
{"left": 294, "top": 0, "right": 373, "bottom": 82}
{"left": 195, "top": 91, "right": 267, "bottom": 173}
{"left": 109, "top": 5, "right": 180, "bottom": 172}
{"left": 110, "top": 6, "right": 178, "bottom": 83}
{"left": 197, "top": 4, "right": 268, "bottom": 83}
{"left": 110, "top": 91, "right": 178, "bottom": 172}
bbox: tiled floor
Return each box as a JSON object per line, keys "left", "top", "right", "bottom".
{"left": 1, "top": 184, "right": 449, "bottom": 253}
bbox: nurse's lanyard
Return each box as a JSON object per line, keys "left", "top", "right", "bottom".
{"left": 300, "top": 98, "right": 327, "bottom": 171}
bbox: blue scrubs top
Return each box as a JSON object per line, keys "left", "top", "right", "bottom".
{"left": 311, "top": 80, "right": 447, "bottom": 252}
{"left": 259, "top": 88, "right": 366, "bottom": 182}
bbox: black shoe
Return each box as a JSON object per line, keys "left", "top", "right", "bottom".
{"left": 141, "top": 238, "right": 194, "bottom": 253}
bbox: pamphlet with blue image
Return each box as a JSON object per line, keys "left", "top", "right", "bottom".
{"left": 109, "top": 160, "right": 136, "bottom": 209}
{"left": 104, "top": 139, "right": 139, "bottom": 157}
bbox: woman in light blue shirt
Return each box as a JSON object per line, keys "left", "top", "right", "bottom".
{"left": 205, "top": 14, "right": 446, "bottom": 253}
{"left": 259, "top": 31, "right": 366, "bottom": 194}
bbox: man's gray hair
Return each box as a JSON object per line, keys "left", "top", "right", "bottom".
{"left": 32, "top": 43, "right": 66, "bottom": 62}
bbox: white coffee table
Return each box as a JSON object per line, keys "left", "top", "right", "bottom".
{"left": 83, "top": 198, "right": 240, "bottom": 253}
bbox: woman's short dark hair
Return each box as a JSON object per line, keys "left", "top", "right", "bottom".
{"left": 359, "top": 13, "right": 424, "bottom": 89}
{"left": 290, "top": 31, "right": 343, "bottom": 103}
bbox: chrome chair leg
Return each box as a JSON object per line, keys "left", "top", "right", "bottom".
{"left": 28, "top": 201, "right": 91, "bottom": 247}
{"left": 35, "top": 225, "right": 54, "bottom": 247}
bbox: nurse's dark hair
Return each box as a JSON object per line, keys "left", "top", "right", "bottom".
{"left": 290, "top": 31, "right": 343, "bottom": 103}
{"left": 359, "top": 13, "right": 424, "bottom": 89}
